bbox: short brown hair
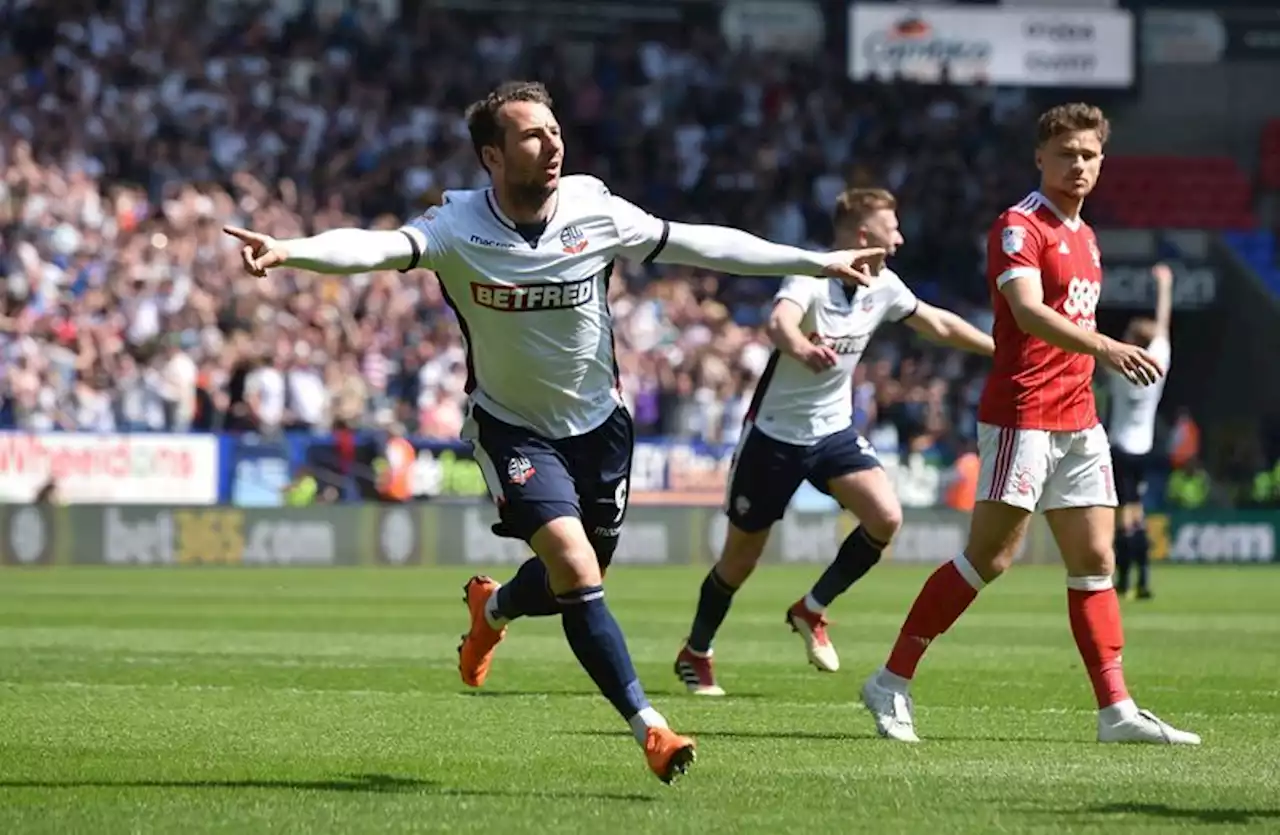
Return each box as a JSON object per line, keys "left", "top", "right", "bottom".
{"left": 1036, "top": 103, "right": 1110, "bottom": 147}
{"left": 833, "top": 188, "right": 897, "bottom": 228}
{"left": 465, "top": 81, "right": 554, "bottom": 169}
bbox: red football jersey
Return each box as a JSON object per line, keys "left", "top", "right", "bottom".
{"left": 978, "top": 191, "right": 1103, "bottom": 431}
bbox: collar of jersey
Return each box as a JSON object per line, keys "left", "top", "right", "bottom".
{"left": 1033, "top": 190, "right": 1082, "bottom": 231}
{"left": 485, "top": 189, "right": 560, "bottom": 247}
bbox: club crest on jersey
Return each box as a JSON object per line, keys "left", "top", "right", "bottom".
{"left": 506, "top": 456, "right": 536, "bottom": 485}
{"left": 1088, "top": 239, "right": 1101, "bottom": 268}
{"left": 1002, "top": 226, "right": 1026, "bottom": 255}
{"left": 559, "top": 224, "right": 588, "bottom": 254}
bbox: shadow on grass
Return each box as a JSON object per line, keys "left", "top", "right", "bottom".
{"left": 466, "top": 689, "right": 768, "bottom": 700}
{"left": 1056, "top": 803, "right": 1280, "bottom": 826}
{"left": 0, "top": 772, "right": 655, "bottom": 803}
{"left": 568, "top": 729, "right": 1081, "bottom": 745}
{"left": 567, "top": 728, "right": 876, "bottom": 742}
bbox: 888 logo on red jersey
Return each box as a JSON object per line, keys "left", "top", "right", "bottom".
{"left": 1062, "top": 276, "right": 1100, "bottom": 331}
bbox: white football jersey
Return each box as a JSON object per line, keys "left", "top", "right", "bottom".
{"left": 749, "top": 269, "right": 919, "bottom": 445}
{"left": 1107, "top": 335, "right": 1171, "bottom": 455}
{"left": 399, "top": 175, "right": 669, "bottom": 439}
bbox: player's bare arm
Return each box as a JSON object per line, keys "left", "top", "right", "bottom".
{"left": 767, "top": 298, "right": 838, "bottom": 373}
{"left": 224, "top": 225, "right": 418, "bottom": 276}
{"left": 903, "top": 302, "right": 994, "bottom": 356}
{"left": 1001, "top": 275, "right": 1162, "bottom": 385}
{"left": 1152, "top": 263, "right": 1173, "bottom": 337}
{"left": 657, "top": 222, "right": 883, "bottom": 285}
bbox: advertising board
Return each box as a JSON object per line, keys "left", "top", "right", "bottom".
{"left": 0, "top": 433, "right": 218, "bottom": 505}
{"left": 848, "top": 4, "right": 1135, "bottom": 88}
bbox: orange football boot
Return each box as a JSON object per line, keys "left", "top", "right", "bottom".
{"left": 457, "top": 575, "right": 506, "bottom": 687}
{"left": 644, "top": 727, "right": 697, "bottom": 784}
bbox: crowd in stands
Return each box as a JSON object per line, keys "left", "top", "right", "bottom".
{"left": 3, "top": 0, "right": 1192, "bottom": 502}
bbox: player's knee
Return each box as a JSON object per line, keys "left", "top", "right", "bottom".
{"left": 965, "top": 548, "right": 1016, "bottom": 582}
{"left": 962, "top": 536, "right": 1018, "bottom": 581}
{"left": 1073, "top": 542, "right": 1115, "bottom": 576}
{"left": 862, "top": 503, "right": 903, "bottom": 544}
{"left": 530, "top": 517, "right": 603, "bottom": 592}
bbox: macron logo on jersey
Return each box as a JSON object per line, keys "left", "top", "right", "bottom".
{"left": 469, "top": 234, "right": 516, "bottom": 249}
{"left": 471, "top": 277, "right": 597, "bottom": 312}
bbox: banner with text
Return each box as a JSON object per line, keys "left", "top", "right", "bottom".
{"left": 848, "top": 3, "right": 1135, "bottom": 89}
{"left": 0, "top": 433, "right": 218, "bottom": 505}
{"left": 0, "top": 504, "right": 429, "bottom": 567}
{"left": 1146, "top": 510, "right": 1279, "bottom": 564}
{"left": 1, "top": 504, "right": 1071, "bottom": 568}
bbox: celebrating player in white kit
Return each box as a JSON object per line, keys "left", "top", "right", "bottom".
{"left": 860, "top": 103, "right": 1200, "bottom": 745}
{"left": 223, "top": 81, "right": 883, "bottom": 783}
{"left": 1108, "top": 263, "right": 1173, "bottom": 600}
{"left": 674, "top": 188, "right": 994, "bottom": 695}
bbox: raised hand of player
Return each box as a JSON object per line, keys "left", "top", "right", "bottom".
{"left": 820, "top": 247, "right": 885, "bottom": 286}
{"left": 1151, "top": 262, "right": 1174, "bottom": 286}
{"left": 1098, "top": 337, "right": 1164, "bottom": 386}
{"left": 223, "top": 226, "right": 290, "bottom": 277}
{"left": 799, "top": 343, "right": 839, "bottom": 373}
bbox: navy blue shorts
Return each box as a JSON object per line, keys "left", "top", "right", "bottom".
{"left": 1112, "top": 449, "right": 1149, "bottom": 505}
{"left": 466, "top": 405, "right": 633, "bottom": 544}
{"left": 726, "top": 424, "right": 881, "bottom": 533}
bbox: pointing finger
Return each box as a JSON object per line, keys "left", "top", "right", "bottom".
{"left": 223, "top": 225, "right": 261, "bottom": 243}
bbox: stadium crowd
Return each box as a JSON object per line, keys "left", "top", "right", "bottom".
{"left": 0, "top": 1, "right": 1071, "bottom": 473}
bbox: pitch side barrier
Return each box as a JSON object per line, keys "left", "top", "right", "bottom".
{"left": 0, "top": 504, "right": 1273, "bottom": 567}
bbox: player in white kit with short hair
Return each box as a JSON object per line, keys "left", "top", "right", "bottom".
{"left": 1106, "top": 263, "right": 1173, "bottom": 600}
{"left": 223, "top": 81, "right": 883, "bottom": 784}
{"left": 674, "top": 188, "right": 994, "bottom": 696}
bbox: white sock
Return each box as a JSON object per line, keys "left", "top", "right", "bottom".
{"left": 803, "top": 592, "right": 825, "bottom": 615}
{"left": 628, "top": 706, "right": 668, "bottom": 745}
{"left": 876, "top": 666, "right": 911, "bottom": 694}
{"left": 483, "top": 588, "right": 508, "bottom": 630}
{"left": 1099, "top": 698, "right": 1139, "bottom": 724}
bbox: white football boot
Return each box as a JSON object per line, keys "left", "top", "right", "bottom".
{"left": 861, "top": 670, "right": 920, "bottom": 743}
{"left": 1098, "top": 701, "right": 1201, "bottom": 745}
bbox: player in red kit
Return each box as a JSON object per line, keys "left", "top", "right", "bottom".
{"left": 860, "top": 104, "right": 1200, "bottom": 745}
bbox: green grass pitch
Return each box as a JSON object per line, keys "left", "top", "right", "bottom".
{"left": 0, "top": 563, "right": 1276, "bottom": 833}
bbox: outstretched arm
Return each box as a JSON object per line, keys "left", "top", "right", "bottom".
{"left": 224, "top": 222, "right": 434, "bottom": 276}
{"left": 656, "top": 222, "right": 878, "bottom": 283}
{"left": 905, "top": 302, "right": 994, "bottom": 356}
{"left": 608, "top": 193, "right": 880, "bottom": 284}
{"left": 224, "top": 226, "right": 419, "bottom": 275}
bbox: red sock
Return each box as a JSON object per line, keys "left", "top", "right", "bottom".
{"left": 885, "top": 559, "right": 981, "bottom": 680}
{"left": 1067, "top": 581, "right": 1130, "bottom": 708}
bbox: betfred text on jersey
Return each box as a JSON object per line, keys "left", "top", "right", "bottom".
{"left": 471, "top": 277, "right": 596, "bottom": 312}
{"left": 808, "top": 331, "right": 869, "bottom": 355}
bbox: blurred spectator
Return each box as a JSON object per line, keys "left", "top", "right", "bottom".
{"left": 0, "top": 1, "right": 1064, "bottom": 499}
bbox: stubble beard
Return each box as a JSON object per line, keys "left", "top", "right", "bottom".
{"left": 507, "top": 179, "right": 556, "bottom": 214}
